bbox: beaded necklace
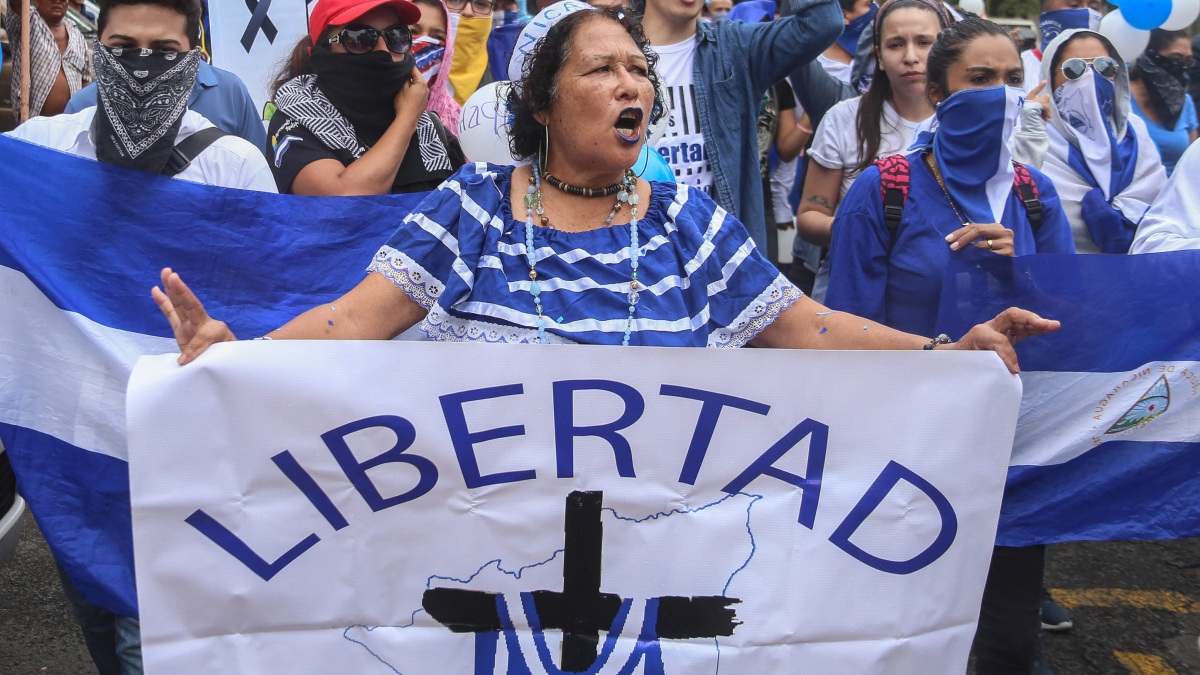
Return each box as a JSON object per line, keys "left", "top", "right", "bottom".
{"left": 523, "top": 165, "right": 642, "bottom": 345}
{"left": 924, "top": 152, "right": 969, "bottom": 226}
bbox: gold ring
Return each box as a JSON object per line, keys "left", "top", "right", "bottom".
{"left": 987, "top": 239, "right": 994, "bottom": 250}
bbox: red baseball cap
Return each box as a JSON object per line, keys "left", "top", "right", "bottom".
{"left": 308, "top": 0, "right": 422, "bottom": 43}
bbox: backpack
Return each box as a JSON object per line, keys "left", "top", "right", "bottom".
{"left": 875, "top": 154, "right": 1043, "bottom": 249}
{"left": 161, "top": 127, "right": 230, "bottom": 178}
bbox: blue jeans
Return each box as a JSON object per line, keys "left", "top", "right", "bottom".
{"left": 56, "top": 562, "right": 143, "bottom": 675}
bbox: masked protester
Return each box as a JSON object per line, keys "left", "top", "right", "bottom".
{"left": 823, "top": 19, "right": 1076, "bottom": 672}
{"left": 267, "top": 0, "right": 466, "bottom": 195}
{"left": 4, "top": 1, "right": 277, "bottom": 673}
{"left": 412, "top": 0, "right": 461, "bottom": 135}
{"left": 1129, "top": 29, "right": 1199, "bottom": 176}
{"left": 7, "top": 0, "right": 275, "bottom": 191}
{"left": 1019, "top": 29, "right": 1168, "bottom": 253}
{"left": 1019, "top": 0, "right": 1100, "bottom": 95}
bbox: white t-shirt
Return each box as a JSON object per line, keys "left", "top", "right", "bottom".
{"left": 808, "top": 96, "right": 928, "bottom": 199}
{"left": 651, "top": 39, "right": 714, "bottom": 195}
{"left": 817, "top": 54, "right": 853, "bottom": 85}
{"left": 7, "top": 108, "right": 278, "bottom": 193}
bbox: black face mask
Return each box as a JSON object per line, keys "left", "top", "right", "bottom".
{"left": 1137, "top": 51, "right": 1188, "bottom": 130}
{"left": 309, "top": 48, "right": 415, "bottom": 145}
{"left": 93, "top": 44, "right": 201, "bottom": 173}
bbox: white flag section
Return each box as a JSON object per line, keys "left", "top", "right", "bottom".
{"left": 128, "top": 342, "right": 1021, "bottom": 674}
{"left": 208, "top": 0, "right": 310, "bottom": 112}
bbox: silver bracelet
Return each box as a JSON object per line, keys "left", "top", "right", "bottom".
{"left": 923, "top": 334, "right": 952, "bottom": 350}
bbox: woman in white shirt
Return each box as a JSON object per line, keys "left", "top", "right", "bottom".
{"left": 795, "top": 0, "right": 952, "bottom": 301}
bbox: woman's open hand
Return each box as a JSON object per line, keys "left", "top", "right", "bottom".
{"left": 151, "top": 268, "right": 237, "bottom": 365}
{"left": 943, "top": 307, "right": 1061, "bottom": 373}
{"left": 946, "top": 223, "right": 1015, "bottom": 256}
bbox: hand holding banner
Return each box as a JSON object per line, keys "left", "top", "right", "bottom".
{"left": 128, "top": 341, "right": 1020, "bottom": 673}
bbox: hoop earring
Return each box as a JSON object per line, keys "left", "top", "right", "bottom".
{"left": 541, "top": 124, "right": 549, "bottom": 170}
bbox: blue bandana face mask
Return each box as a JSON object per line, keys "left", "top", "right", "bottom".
{"left": 1054, "top": 69, "right": 1116, "bottom": 144}
{"left": 1054, "top": 68, "right": 1137, "bottom": 200}
{"left": 933, "top": 84, "right": 1024, "bottom": 224}
{"left": 837, "top": 3, "right": 877, "bottom": 55}
{"left": 1039, "top": 8, "right": 1100, "bottom": 52}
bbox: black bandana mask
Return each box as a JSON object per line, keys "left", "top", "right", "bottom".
{"left": 1136, "top": 51, "right": 1188, "bottom": 130}
{"left": 93, "top": 44, "right": 201, "bottom": 173}
{"left": 309, "top": 48, "right": 415, "bottom": 146}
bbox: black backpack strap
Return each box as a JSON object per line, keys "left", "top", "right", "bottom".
{"left": 161, "top": 127, "right": 230, "bottom": 177}
{"left": 1011, "top": 162, "right": 1043, "bottom": 233}
{"left": 876, "top": 154, "right": 912, "bottom": 250}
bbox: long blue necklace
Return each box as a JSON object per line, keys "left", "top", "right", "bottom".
{"left": 524, "top": 164, "right": 641, "bottom": 345}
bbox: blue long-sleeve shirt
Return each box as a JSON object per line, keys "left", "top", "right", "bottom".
{"left": 689, "top": 0, "right": 842, "bottom": 252}
{"left": 824, "top": 150, "right": 1076, "bottom": 336}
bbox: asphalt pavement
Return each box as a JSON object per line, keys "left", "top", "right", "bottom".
{"left": 0, "top": 510, "right": 1197, "bottom": 674}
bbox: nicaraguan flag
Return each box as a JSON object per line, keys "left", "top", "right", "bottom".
{"left": 0, "top": 135, "right": 428, "bottom": 616}
{"left": 938, "top": 252, "right": 1200, "bottom": 546}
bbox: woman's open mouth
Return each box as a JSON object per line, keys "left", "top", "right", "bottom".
{"left": 615, "top": 108, "right": 644, "bottom": 144}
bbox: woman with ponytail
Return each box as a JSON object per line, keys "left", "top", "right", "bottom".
{"left": 795, "top": 0, "right": 951, "bottom": 301}
{"left": 265, "top": 0, "right": 465, "bottom": 196}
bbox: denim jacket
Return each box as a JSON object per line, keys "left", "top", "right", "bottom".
{"left": 690, "top": 0, "right": 842, "bottom": 251}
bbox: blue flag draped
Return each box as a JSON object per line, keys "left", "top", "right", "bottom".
{"left": 938, "top": 252, "right": 1200, "bottom": 546}
{"left": 6, "top": 133, "right": 1200, "bottom": 618}
{"left": 0, "top": 135, "right": 429, "bottom": 616}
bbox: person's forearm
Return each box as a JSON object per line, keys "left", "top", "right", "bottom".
{"left": 752, "top": 295, "right": 928, "bottom": 350}
{"left": 796, "top": 207, "right": 834, "bottom": 247}
{"left": 263, "top": 272, "right": 428, "bottom": 341}
{"left": 325, "top": 109, "right": 422, "bottom": 196}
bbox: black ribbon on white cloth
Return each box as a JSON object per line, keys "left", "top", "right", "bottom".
{"left": 241, "top": 0, "right": 279, "bottom": 52}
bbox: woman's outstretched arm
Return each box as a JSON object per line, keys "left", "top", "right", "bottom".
{"left": 152, "top": 268, "right": 427, "bottom": 365}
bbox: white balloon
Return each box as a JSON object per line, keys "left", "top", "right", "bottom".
{"left": 507, "top": 0, "right": 593, "bottom": 83}
{"left": 1163, "top": 0, "right": 1200, "bottom": 30}
{"left": 957, "top": 0, "right": 985, "bottom": 17}
{"left": 457, "top": 82, "right": 524, "bottom": 166}
{"left": 1100, "top": 9, "right": 1151, "bottom": 64}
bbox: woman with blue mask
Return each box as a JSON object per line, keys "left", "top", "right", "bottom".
{"left": 1025, "top": 29, "right": 1167, "bottom": 254}
{"left": 825, "top": 16, "right": 1074, "bottom": 337}
{"left": 824, "top": 18, "right": 1075, "bottom": 674}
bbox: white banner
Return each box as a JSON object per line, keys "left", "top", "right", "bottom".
{"left": 208, "top": 0, "right": 310, "bottom": 114}
{"left": 127, "top": 342, "right": 1021, "bottom": 673}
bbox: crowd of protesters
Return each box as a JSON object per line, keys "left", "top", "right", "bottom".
{"left": 3, "top": 0, "right": 1200, "bottom": 673}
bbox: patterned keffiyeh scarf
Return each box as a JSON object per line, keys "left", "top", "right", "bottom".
{"left": 274, "top": 74, "right": 454, "bottom": 179}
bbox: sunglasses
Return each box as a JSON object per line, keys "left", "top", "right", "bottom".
{"left": 446, "top": 0, "right": 496, "bottom": 16}
{"left": 326, "top": 23, "right": 413, "bottom": 56}
{"left": 1060, "top": 56, "right": 1120, "bottom": 82}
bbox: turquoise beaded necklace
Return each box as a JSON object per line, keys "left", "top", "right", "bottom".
{"left": 524, "top": 164, "right": 641, "bottom": 345}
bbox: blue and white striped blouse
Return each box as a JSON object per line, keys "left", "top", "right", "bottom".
{"left": 367, "top": 163, "right": 800, "bottom": 347}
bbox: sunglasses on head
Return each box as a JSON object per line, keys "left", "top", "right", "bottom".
{"left": 326, "top": 23, "right": 413, "bottom": 55}
{"left": 1060, "top": 56, "right": 1120, "bottom": 82}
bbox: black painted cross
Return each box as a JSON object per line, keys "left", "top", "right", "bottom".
{"left": 423, "top": 491, "right": 741, "bottom": 672}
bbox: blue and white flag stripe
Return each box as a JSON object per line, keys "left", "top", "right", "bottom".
{"left": 938, "top": 252, "right": 1200, "bottom": 546}
{"left": 0, "top": 135, "right": 426, "bottom": 616}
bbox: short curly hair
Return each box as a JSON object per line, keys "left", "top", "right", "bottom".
{"left": 505, "top": 7, "right": 663, "bottom": 162}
